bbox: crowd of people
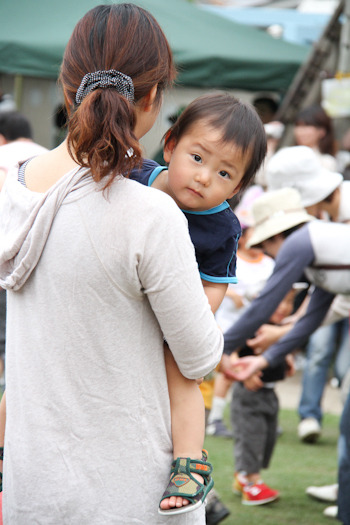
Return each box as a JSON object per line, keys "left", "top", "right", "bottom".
{"left": 0, "top": 3, "right": 349, "bottom": 525}
{"left": 213, "top": 105, "right": 350, "bottom": 522}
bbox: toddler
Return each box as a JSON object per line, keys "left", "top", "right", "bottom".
{"left": 232, "top": 289, "right": 296, "bottom": 506}
{"left": 131, "top": 92, "right": 267, "bottom": 514}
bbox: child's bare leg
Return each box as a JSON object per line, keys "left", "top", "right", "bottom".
{"left": 208, "top": 371, "right": 232, "bottom": 423}
{"left": 160, "top": 345, "right": 205, "bottom": 511}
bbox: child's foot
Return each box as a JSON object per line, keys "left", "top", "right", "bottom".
{"left": 206, "top": 419, "right": 232, "bottom": 438}
{"left": 158, "top": 452, "right": 213, "bottom": 515}
{"left": 159, "top": 472, "right": 203, "bottom": 511}
{"left": 242, "top": 481, "right": 279, "bottom": 506}
{"left": 232, "top": 471, "right": 248, "bottom": 495}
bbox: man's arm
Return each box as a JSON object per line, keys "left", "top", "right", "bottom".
{"left": 223, "top": 226, "right": 315, "bottom": 355}
{"left": 227, "top": 287, "right": 335, "bottom": 382}
{"left": 263, "top": 287, "right": 336, "bottom": 367}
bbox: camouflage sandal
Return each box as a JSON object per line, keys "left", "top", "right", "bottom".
{"left": 158, "top": 449, "right": 214, "bottom": 516}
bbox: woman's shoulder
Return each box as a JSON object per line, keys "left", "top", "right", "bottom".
{"left": 122, "top": 177, "right": 185, "bottom": 220}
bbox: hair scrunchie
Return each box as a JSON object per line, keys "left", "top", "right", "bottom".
{"left": 75, "top": 69, "right": 134, "bottom": 105}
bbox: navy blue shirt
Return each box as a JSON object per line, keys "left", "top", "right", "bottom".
{"left": 131, "top": 159, "right": 241, "bottom": 284}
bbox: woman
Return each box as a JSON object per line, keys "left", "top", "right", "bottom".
{"left": 293, "top": 104, "right": 337, "bottom": 171}
{"left": 0, "top": 5, "right": 223, "bottom": 524}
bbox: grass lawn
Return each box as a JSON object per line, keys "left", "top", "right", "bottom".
{"left": 205, "top": 408, "right": 339, "bottom": 525}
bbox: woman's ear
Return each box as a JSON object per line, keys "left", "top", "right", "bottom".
{"left": 141, "top": 84, "right": 158, "bottom": 113}
{"left": 163, "top": 134, "right": 176, "bottom": 163}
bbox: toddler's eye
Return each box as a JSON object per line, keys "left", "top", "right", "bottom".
{"left": 219, "top": 170, "right": 230, "bottom": 179}
{"left": 192, "top": 154, "right": 202, "bottom": 163}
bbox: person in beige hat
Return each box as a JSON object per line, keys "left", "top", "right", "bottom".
{"left": 222, "top": 186, "right": 350, "bottom": 376}
{"left": 245, "top": 186, "right": 315, "bottom": 250}
{"left": 265, "top": 145, "right": 350, "bottom": 445}
{"left": 220, "top": 187, "right": 350, "bottom": 525}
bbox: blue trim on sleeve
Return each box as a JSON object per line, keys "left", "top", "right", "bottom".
{"left": 200, "top": 272, "right": 238, "bottom": 284}
{"left": 183, "top": 201, "right": 229, "bottom": 215}
{"left": 149, "top": 166, "right": 167, "bottom": 186}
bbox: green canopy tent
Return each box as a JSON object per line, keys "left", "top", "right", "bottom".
{"left": 0, "top": 0, "right": 309, "bottom": 93}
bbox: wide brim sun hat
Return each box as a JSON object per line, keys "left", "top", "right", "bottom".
{"left": 266, "top": 145, "right": 343, "bottom": 207}
{"left": 246, "top": 187, "right": 315, "bottom": 248}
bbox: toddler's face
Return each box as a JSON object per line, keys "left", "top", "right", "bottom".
{"left": 163, "top": 121, "right": 248, "bottom": 211}
{"left": 269, "top": 289, "right": 295, "bottom": 325}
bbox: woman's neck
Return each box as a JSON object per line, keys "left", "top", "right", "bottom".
{"left": 23, "top": 139, "right": 80, "bottom": 193}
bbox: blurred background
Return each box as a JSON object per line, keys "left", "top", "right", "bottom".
{"left": 0, "top": 0, "right": 349, "bottom": 159}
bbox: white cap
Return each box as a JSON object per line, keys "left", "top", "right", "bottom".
{"left": 264, "top": 121, "right": 285, "bottom": 140}
{"left": 266, "top": 146, "right": 343, "bottom": 207}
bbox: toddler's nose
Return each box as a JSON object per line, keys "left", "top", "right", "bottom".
{"left": 195, "top": 169, "right": 211, "bottom": 186}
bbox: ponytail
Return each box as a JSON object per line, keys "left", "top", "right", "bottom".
{"left": 60, "top": 3, "right": 176, "bottom": 187}
{"left": 67, "top": 89, "right": 142, "bottom": 187}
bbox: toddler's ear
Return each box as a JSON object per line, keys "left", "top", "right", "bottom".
{"left": 228, "top": 181, "right": 243, "bottom": 200}
{"left": 163, "top": 134, "right": 176, "bottom": 164}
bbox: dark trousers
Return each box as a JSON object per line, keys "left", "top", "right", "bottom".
{"left": 338, "top": 389, "right": 350, "bottom": 524}
{"left": 231, "top": 382, "right": 278, "bottom": 474}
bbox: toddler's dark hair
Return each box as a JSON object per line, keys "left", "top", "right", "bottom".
{"left": 164, "top": 92, "right": 267, "bottom": 194}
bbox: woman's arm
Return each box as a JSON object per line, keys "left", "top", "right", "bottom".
{"left": 138, "top": 194, "right": 223, "bottom": 380}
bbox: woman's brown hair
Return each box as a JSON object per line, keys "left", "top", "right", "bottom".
{"left": 295, "top": 104, "right": 336, "bottom": 156}
{"left": 60, "top": 3, "right": 176, "bottom": 187}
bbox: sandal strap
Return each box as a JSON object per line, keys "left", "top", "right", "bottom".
{"left": 170, "top": 450, "right": 213, "bottom": 478}
{"left": 160, "top": 453, "right": 214, "bottom": 505}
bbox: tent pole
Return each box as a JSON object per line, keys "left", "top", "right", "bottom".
{"left": 337, "top": 0, "right": 350, "bottom": 74}
{"left": 14, "top": 75, "right": 23, "bottom": 111}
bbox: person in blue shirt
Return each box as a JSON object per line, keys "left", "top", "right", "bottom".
{"left": 131, "top": 92, "right": 267, "bottom": 515}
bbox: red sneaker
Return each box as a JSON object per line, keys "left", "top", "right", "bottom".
{"left": 232, "top": 472, "right": 248, "bottom": 495}
{"left": 242, "top": 482, "right": 279, "bottom": 506}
